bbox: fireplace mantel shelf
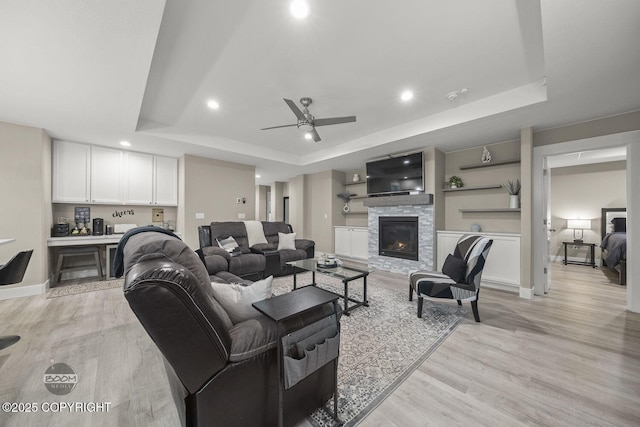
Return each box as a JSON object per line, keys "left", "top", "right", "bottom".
{"left": 459, "top": 208, "right": 521, "bottom": 213}
{"left": 363, "top": 193, "right": 433, "bottom": 207}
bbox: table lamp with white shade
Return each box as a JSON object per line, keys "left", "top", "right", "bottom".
{"left": 567, "top": 219, "right": 591, "bottom": 243}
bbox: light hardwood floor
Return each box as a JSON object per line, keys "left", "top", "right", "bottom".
{"left": 0, "top": 263, "right": 638, "bottom": 426}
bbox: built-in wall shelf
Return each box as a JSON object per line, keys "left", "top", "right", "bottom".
{"left": 459, "top": 208, "right": 521, "bottom": 213}
{"left": 442, "top": 184, "right": 502, "bottom": 192}
{"left": 345, "top": 181, "right": 366, "bottom": 186}
{"left": 343, "top": 211, "right": 368, "bottom": 215}
{"left": 350, "top": 195, "right": 368, "bottom": 199}
{"left": 459, "top": 159, "right": 520, "bottom": 170}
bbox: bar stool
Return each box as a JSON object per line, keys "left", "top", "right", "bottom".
{"left": 54, "top": 246, "right": 104, "bottom": 285}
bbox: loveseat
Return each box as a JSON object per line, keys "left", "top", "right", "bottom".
{"left": 198, "top": 221, "right": 315, "bottom": 279}
{"left": 120, "top": 229, "right": 339, "bottom": 426}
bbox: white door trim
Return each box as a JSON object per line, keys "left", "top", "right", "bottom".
{"left": 532, "top": 130, "right": 639, "bottom": 311}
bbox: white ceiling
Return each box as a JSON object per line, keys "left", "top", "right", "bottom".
{"left": 1, "top": 0, "right": 639, "bottom": 185}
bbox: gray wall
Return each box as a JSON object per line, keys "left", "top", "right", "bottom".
{"left": 0, "top": 120, "right": 52, "bottom": 288}
{"left": 550, "top": 161, "right": 626, "bottom": 261}
{"left": 444, "top": 140, "right": 521, "bottom": 233}
{"left": 178, "top": 154, "right": 256, "bottom": 249}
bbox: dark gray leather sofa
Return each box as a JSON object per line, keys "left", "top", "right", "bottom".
{"left": 121, "top": 230, "right": 338, "bottom": 427}
{"left": 198, "top": 221, "right": 314, "bottom": 279}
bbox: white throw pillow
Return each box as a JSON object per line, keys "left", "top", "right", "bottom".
{"left": 244, "top": 220, "right": 268, "bottom": 247}
{"left": 277, "top": 232, "right": 297, "bottom": 251}
{"left": 216, "top": 236, "right": 239, "bottom": 251}
{"left": 210, "top": 276, "right": 273, "bottom": 324}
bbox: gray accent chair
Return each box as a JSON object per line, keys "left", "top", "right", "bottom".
{"left": 409, "top": 235, "right": 493, "bottom": 322}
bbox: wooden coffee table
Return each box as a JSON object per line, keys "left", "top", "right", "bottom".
{"left": 286, "top": 258, "right": 370, "bottom": 316}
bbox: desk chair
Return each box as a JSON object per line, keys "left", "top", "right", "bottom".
{"left": 0, "top": 249, "right": 33, "bottom": 350}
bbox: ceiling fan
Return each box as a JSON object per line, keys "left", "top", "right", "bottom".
{"left": 261, "top": 97, "right": 356, "bottom": 142}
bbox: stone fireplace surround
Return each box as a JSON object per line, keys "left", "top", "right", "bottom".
{"left": 365, "top": 194, "right": 434, "bottom": 275}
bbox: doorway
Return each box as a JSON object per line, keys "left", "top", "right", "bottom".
{"left": 532, "top": 131, "right": 639, "bottom": 312}
{"left": 283, "top": 196, "right": 289, "bottom": 224}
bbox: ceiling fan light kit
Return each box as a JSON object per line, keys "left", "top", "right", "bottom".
{"left": 261, "top": 97, "right": 356, "bottom": 142}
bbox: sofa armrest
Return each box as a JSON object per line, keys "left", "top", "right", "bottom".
{"left": 295, "top": 239, "right": 315, "bottom": 259}
{"left": 295, "top": 239, "right": 314, "bottom": 251}
{"left": 202, "top": 246, "right": 231, "bottom": 260}
{"left": 263, "top": 250, "right": 281, "bottom": 277}
{"left": 199, "top": 246, "right": 231, "bottom": 275}
{"left": 251, "top": 243, "right": 277, "bottom": 252}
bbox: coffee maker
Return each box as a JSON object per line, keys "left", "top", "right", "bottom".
{"left": 93, "top": 218, "right": 104, "bottom": 235}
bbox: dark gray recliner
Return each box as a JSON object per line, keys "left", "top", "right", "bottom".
{"left": 198, "top": 221, "right": 314, "bottom": 278}
{"left": 120, "top": 230, "right": 338, "bottom": 426}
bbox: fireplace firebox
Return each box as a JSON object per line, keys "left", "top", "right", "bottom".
{"left": 378, "top": 216, "right": 419, "bottom": 261}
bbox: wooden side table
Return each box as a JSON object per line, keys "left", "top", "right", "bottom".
{"left": 562, "top": 241, "right": 596, "bottom": 268}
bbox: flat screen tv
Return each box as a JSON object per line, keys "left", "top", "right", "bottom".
{"left": 366, "top": 152, "right": 424, "bottom": 196}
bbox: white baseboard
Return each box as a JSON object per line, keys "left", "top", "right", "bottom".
{"left": 519, "top": 286, "right": 534, "bottom": 299}
{"left": 483, "top": 281, "right": 519, "bottom": 294}
{"left": 0, "top": 279, "right": 49, "bottom": 300}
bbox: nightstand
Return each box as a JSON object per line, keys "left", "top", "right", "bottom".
{"left": 562, "top": 241, "right": 596, "bottom": 268}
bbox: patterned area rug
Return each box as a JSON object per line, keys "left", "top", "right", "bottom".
{"left": 271, "top": 272, "right": 468, "bottom": 427}
{"left": 45, "top": 271, "right": 467, "bottom": 425}
{"left": 47, "top": 279, "right": 123, "bottom": 298}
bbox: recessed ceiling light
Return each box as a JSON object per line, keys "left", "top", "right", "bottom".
{"left": 304, "top": 132, "right": 313, "bottom": 140}
{"left": 120, "top": 141, "right": 131, "bottom": 147}
{"left": 207, "top": 99, "right": 220, "bottom": 109}
{"left": 290, "top": 0, "right": 309, "bottom": 19}
{"left": 400, "top": 90, "right": 414, "bottom": 101}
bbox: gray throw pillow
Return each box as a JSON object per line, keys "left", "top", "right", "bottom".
{"left": 442, "top": 254, "right": 467, "bottom": 284}
{"left": 210, "top": 276, "right": 273, "bottom": 324}
{"left": 217, "top": 236, "right": 239, "bottom": 251}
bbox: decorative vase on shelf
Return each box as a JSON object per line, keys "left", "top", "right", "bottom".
{"left": 509, "top": 195, "right": 519, "bottom": 209}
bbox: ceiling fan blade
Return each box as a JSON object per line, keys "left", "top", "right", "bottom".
{"left": 261, "top": 124, "right": 298, "bottom": 130}
{"left": 284, "top": 98, "right": 306, "bottom": 121}
{"left": 313, "top": 116, "right": 357, "bottom": 127}
{"left": 311, "top": 128, "right": 321, "bottom": 142}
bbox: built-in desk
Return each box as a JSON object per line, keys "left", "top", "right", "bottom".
{"left": 48, "top": 235, "right": 124, "bottom": 280}
{"left": 48, "top": 232, "right": 180, "bottom": 279}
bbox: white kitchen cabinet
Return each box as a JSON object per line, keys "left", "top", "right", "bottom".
{"left": 154, "top": 156, "right": 178, "bottom": 206}
{"left": 52, "top": 141, "right": 91, "bottom": 203}
{"left": 90, "top": 146, "right": 123, "bottom": 203}
{"left": 124, "top": 152, "right": 154, "bottom": 204}
{"left": 53, "top": 141, "right": 178, "bottom": 206}
{"left": 335, "top": 226, "right": 368, "bottom": 261}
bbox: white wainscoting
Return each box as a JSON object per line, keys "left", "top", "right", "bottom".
{"left": 437, "top": 231, "right": 521, "bottom": 293}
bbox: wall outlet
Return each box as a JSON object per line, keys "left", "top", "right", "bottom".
{"left": 238, "top": 213, "right": 246, "bottom": 219}
{"left": 195, "top": 212, "right": 205, "bottom": 219}
{"left": 236, "top": 198, "right": 242, "bottom": 204}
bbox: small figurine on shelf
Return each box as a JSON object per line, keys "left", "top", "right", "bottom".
{"left": 352, "top": 173, "right": 360, "bottom": 182}
{"left": 337, "top": 192, "right": 357, "bottom": 214}
{"left": 481, "top": 146, "right": 492, "bottom": 164}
